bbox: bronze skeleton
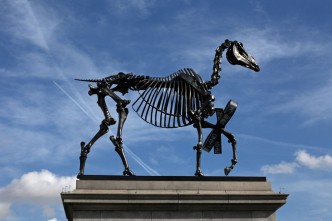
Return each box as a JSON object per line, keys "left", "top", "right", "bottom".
{"left": 76, "top": 39, "right": 260, "bottom": 177}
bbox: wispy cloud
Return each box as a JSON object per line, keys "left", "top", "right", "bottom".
{"left": 107, "top": 0, "right": 156, "bottom": 17}
{"left": 1, "top": 0, "right": 57, "bottom": 51}
{"left": 228, "top": 22, "right": 332, "bottom": 125}
{"left": 232, "top": 26, "right": 332, "bottom": 66}
{"left": 239, "top": 133, "right": 330, "bottom": 152}
{"left": 272, "top": 77, "right": 332, "bottom": 125}
{"left": 0, "top": 0, "right": 116, "bottom": 167}
{"left": 0, "top": 83, "right": 92, "bottom": 165}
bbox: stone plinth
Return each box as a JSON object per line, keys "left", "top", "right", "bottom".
{"left": 61, "top": 176, "right": 288, "bottom": 221}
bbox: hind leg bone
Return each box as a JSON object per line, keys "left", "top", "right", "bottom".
{"left": 221, "top": 129, "right": 237, "bottom": 176}
{"left": 78, "top": 118, "right": 113, "bottom": 177}
{"left": 110, "top": 101, "right": 134, "bottom": 176}
{"left": 95, "top": 85, "right": 133, "bottom": 176}
{"left": 78, "top": 86, "right": 116, "bottom": 177}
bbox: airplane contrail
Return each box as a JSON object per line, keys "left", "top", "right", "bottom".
{"left": 53, "top": 81, "right": 97, "bottom": 122}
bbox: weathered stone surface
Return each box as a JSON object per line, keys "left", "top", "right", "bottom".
{"left": 61, "top": 176, "right": 287, "bottom": 221}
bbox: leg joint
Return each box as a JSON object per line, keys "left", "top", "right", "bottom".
{"left": 110, "top": 136, "right": 123, "bottom": 150}
{"left": 116, "top": 100, "right": 130, "bottom": 112}
{"left": 102, "top": 118, "right": 116, "bottom": 126}
{"left": 193, "top": 144, "right": 203, "bottom": 152}
{"left": 100, "top": 120, "right": 111, "bottom": 131}
{"left": 80, "top": 142, "right": 90, "bottom": 156}
{"left": 228, "top": 136, "right": 237, "bottom": 145}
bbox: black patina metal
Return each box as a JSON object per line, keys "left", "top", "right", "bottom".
{"left": 76, "top": 39, "right": 260, "bottom": 177}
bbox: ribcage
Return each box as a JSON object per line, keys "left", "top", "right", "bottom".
{"left": 132, "top": 68, "right": 208, "bottom": 128}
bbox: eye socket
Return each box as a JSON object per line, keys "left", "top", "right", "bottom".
{"left": 237, "top": 45, "right": 248, "bottom": 57}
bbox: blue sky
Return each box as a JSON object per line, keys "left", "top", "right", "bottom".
{"left": 1, "top": 0, "right": 332, "bottom": 220}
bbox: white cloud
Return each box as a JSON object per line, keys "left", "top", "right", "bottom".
{"left": 261, "top": 161, "right": 298, "bottom": 174}
{"left": 0, "top": 170, "right": 76, "bottom": 204}
{"left": 0, "top": 203, "right": 11, "bottom": 218}
{"left": 0, "top": 170, "right": 76, "bottom": 219}
{"left": 261, "top": 150, "right": 332, "bottom": 174}
{"left": 296, "top": 150, "right": 332, "bottom": 170}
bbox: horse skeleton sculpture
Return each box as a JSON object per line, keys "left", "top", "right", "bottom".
{"left": 76, "top": 39, "right": 260, "bottom": 177}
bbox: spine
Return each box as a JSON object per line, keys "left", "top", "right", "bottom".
{"left": 74, "top": 78, "right": 103, "bottom": 83}
{"left": 205, "top": 39, "right": 232, "bottom": 89}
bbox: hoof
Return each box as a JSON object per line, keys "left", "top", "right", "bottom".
{"left": 77, "top": 172, "right": 83, "bottom": 179}
{"left": 224, "top": 167, "right": 231, "bottom": 176}
{"left": 195, "top": 170, "right": 204, "bottom": 176}
{"left": 123, "top": 168, "right": 135, "bottom": 176}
